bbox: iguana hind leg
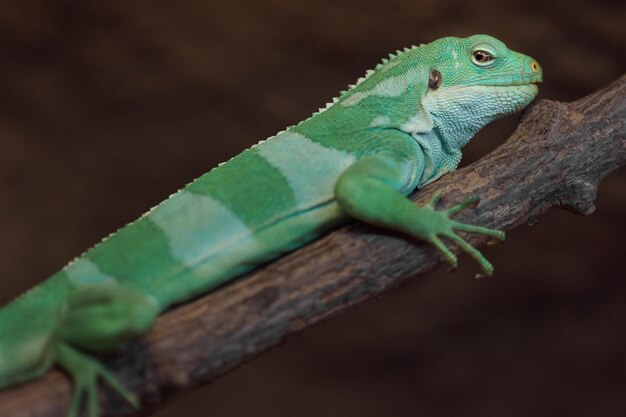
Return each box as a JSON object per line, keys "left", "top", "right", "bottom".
{"left": 54, "top": 283, "right": 158, "bottom": 417}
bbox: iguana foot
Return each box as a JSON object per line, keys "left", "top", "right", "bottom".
{"left": 56, "top": 344, "right": 139, "bottom": 417}
{"left": 421, "top": 191, "right": 505, "bottom": 276}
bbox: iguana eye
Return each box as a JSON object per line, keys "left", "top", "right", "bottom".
{"left": 472, "top": 50, "right": 494, "bottom": 66}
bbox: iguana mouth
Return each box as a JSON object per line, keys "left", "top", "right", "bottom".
{"left": 469, "top": 72, "right": 543, "bottom": 87}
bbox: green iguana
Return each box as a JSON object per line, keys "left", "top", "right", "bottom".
{"left": 0, "top": 34, "right": 542, "bottom": 417}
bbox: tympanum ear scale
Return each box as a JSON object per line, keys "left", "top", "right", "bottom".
{"left": 429, "top": 70, "right": 441, "bottom": 90}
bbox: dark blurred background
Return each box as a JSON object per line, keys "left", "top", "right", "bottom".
{"left": 0, "top": 1, "right": 625, "bottom": 416}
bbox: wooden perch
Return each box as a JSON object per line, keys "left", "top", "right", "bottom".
{"left": 1, "top": 75, "right": 625, "bottom": 417}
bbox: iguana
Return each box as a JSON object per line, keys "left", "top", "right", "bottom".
{"left": 0, "top": 34, "right": 542, "bottom": 417}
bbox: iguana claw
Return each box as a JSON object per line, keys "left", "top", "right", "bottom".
{"left": 56, "top": 344, "right": 139, "bottom": 417}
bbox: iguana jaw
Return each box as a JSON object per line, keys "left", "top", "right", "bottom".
{"left": 467, "top": 71, "right": 543, "bottom": 88}
{"left": 465, "top": 61, "right": 543, "bottom": 87}
{"left": 443, "top": 81, "right": 540, "bottom": 101}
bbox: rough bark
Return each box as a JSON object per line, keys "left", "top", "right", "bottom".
{"left": 1, "top": 75, "right": 624, "bottom": 417}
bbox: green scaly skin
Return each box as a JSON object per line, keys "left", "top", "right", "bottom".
{"left": 0, "top": 34, "right": 542, "bottom": 416}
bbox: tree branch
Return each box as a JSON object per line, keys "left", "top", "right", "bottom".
{"left": 1, "top": 75, "right": 624, "bottom": 417}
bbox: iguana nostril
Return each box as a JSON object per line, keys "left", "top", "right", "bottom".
{"left": 530, "top": 60, "right": 541, "bottom": 73}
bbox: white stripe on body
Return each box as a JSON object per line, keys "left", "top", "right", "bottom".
{"left": 370, "top": 115, "right": 391, "bottom": 127}
{"left": 341, "top": 73, "right": 411, "bottom": 107}
{"left": 255, "top": 132, "right": 355, "bottom": 208}
{"left": 150, "top": 191, "right": 255, "bottom": 267}
{"left": 63, "top": 258, "right": 116, "bottom": 286}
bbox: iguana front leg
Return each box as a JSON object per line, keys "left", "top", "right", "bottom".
{"left": 335, "top": 153, "right": 504, "bottom": 276}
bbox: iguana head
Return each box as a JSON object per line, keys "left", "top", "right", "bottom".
{"left": 419, "top": 34, "right": 543, "bottom": 145}
{"left": 336, "top": 34, "right": 541, "bottom": 141}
